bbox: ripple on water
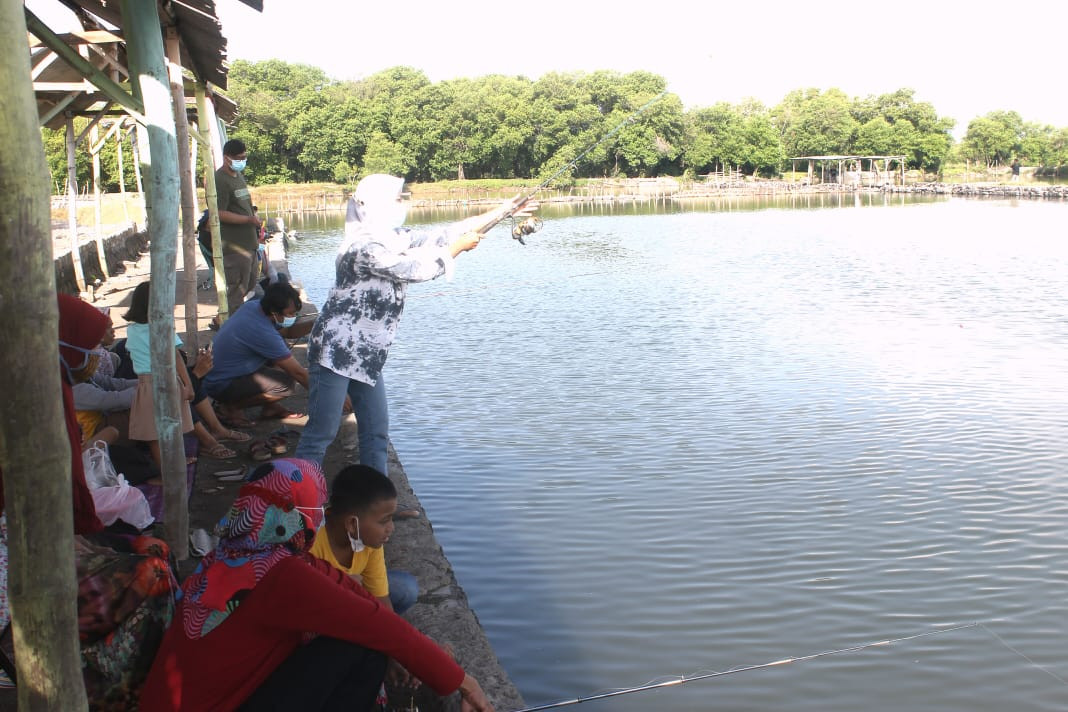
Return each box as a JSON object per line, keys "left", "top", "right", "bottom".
{"left": 291, "top": 201, "right": 1068, "bottom": 710}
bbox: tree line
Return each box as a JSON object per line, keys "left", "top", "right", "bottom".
{"left": 44, "top": 59, "right": 1068, "bottom": 191}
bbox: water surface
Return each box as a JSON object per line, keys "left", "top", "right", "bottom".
{"left": 287, "top": 196, "right": 1068, "bottom": 711}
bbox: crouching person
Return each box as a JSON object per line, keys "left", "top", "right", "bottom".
{"left": 139, "top": 458, "right": 494, "bottom": 712}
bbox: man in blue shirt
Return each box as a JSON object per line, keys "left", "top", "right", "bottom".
{"left": 205, "top": 282, "right": 312, "bottom": 425}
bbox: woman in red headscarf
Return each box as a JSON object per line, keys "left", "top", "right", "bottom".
{"left": 140, "top": 458, "right": 495, "bottom": 712}
{"left": 56, "top": 293, "right": 110, "bottom": 534}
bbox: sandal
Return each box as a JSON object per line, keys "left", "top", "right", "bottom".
{"left": 217, "top": 429, "right": 252, "bottom": 443}
{"left": 204, "top": 443, "right": 237, "bottom": 459}
{"left": 249, "top": 440, "right": 272, "bottom": 462}
{"left": 265, "top": 434, "right": 289, "bottom": 456}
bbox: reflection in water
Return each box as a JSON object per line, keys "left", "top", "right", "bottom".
{"left": 286, "top": 198, "right": 1068, "bottom": 712}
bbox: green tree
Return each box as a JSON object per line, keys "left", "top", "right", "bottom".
{"left": 775, "top": 88, "right": 857, "bottom": 158}
{"left": 962, "top": 111, "right": 1022, "bottom": 166}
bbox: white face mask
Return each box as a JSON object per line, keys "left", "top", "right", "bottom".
{"left": 348, "top": 518, "right": 365, "bottom": 552}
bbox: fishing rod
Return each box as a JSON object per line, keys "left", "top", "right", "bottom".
{"left": 475, "top": 91, "right": 669, "bottom": 244}
{"left": 510, "top": 622, "right": 980, "bottom": 712}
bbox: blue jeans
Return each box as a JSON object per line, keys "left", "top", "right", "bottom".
{"left": 295, "top": 362, "right": 390, "bottom": 475}
{"left": 387, "top": 570, "right": 418, "bottom": 614}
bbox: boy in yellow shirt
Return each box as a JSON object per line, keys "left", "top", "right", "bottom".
{"left": 309, "top": 464, "right": 418, "bottom": 613}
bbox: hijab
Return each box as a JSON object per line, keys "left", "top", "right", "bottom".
{"left": 346, "top": 173, "right": 407, "bottom": 234}
{"left": 179, "top": 458, "right": 327, "bottom": 638}
{"left": 58, "top": 294, "right": 108, "bottom": 533}
{"left": 58, "top": 293, "right": 111, "bottom": 381}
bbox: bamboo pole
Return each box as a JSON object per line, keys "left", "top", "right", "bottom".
{"left": 195, "top": 84, "right": 229, "bottom": 320}
{"left": 165, "top": 30, "right": 198, "bottom": 352}
{"left": 121, "top": 0, "right": 188, "bottom": 559}
{"left": 90, "top": 124, "right": 109, "bottom": 280}
{"left": 129, "top": 126, "right": 145, "bottom": 219}
{"left": 0, "top": 1, "right": 89, "bottom": 706}
{"left": 117, "top": 126, "right": 129, "bottom": 222}
{"left": 64, "top": 115, "right": 86, "bottom": 293}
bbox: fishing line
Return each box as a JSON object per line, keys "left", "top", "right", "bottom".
{"left": 979, "top": 622, "right": 1068, "bottom": 686}
{"left": 510, "top": 622, "right": 980, "bottom": 712}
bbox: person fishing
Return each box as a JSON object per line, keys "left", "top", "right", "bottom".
{"left": 294, "top": 175, "right": 536, "bottom": 472}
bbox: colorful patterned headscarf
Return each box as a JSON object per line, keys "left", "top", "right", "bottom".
{"left": 179, "top": 459, "right": 326, "bottom": 638}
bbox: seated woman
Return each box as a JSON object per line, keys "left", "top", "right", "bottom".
{"left": 139, "top": 458, "right": 495, "bottom": 712}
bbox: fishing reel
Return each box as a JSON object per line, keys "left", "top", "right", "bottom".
{"left": 510, "top": 216, "right": 543, "bottom": 245}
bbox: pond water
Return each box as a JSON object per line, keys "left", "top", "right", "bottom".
{"left": 286, "top": 195, "right": 1068, "bottom": 712}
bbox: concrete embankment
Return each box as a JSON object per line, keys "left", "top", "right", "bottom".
{"left": 81, "top": 236, "right": 524, "bottom": 711}
{"left": 52, "top": 222, "right": 147, "bottom": 296}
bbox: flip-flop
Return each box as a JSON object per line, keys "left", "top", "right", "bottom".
{"left": 204, "top": 443, "right": 237, "bottom": 459}
{"left": 249, "top": 440, "right": 272, "bottom": 462}
{"left": 218, "top": 429, "right": 252, "bottom": 443}
{"left": 212, "top": 465, "right": 248, "bottom": 480}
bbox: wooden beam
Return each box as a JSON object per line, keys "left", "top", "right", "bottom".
{"left": 75, "top": 103, "right": 112, "bottom": 145}
{"left": 121, "top": 0, "right": 188, "bottom": 559}
{"left": 24, "top": 8, "right": 145, "bottom": 121}
{"left": 30, "top": 49, "right": 59, "bottom": 80}
{"left": 85, "top": 42, "right": 129, "bottom": 79}
{"left": 38, "top": 92, "right": 78, "bottom": 126}
{"left": 0, "top": 1, "right": 89, "bottom": 706}
{"left": 27, "top": 29, "right": 125, "bottom": 48}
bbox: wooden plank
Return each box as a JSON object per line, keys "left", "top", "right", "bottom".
{"left": 27, "top": 29, "right": 124, "bottom": 47}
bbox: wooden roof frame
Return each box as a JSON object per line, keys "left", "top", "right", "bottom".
{"left": 28, "top": 1, "right": 252, "bottom": 130}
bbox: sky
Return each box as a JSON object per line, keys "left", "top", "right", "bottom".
{"left": 29, "top": 0, "right": 1068, "bottom": 137}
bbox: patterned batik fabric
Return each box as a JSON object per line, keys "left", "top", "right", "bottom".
{"left": 180, "top": 459, "right": 326, "bottom": 639}
{"left": 307, "top": 219, "right": 456, "bottom": 386}
{"left": 76, "top": 534, "right": 177, "bottom": 711}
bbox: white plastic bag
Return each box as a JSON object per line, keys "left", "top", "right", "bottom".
{"left": 90, "top": 476, "right": 154, "bottom": 529}
{"left": 82, "top": 440, "right": 121, "bottom": 489}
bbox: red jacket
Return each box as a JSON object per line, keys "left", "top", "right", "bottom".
{"left": 140, "top": 554, "right": 464, "bottom": 711}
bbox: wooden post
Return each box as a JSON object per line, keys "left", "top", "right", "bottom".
{"left": 90, "top": 125, "right": 110, "bottom": 280}
{"left": 0, "top": 1, "right": 89, "bottom": 706}
{"left": 64, "top": 115, "right": 86, "bottom": 293}
{"left": 165, "top": 29, "right": 198, "bottom": 352}
{"left": 196, "top": 84, "right": 229, "bottom": 320}
{"left": 117, "top": 126, "right": 129, "bottom": 222}
{"left": 129, "top": 126, "right": 145, "bottom": 219}
{"left": 189, "top": 130, "right": 199, "bottom": 216}
{"left": 121, "top": 0, "right": 188, "bottom": 559}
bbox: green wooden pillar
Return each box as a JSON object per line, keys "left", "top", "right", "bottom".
{"left": 0, "top": 2, "right": 89, "bottom": 708}
{"left": 121, "top": 0, "right": 188, "bottom": 559}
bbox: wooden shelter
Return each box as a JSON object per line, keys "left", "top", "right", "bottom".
{"left": 790, "top": 155, "right": 907, "bottom": 186}
{"left": 2, "top": 2, "right": 258, "bottom": 705}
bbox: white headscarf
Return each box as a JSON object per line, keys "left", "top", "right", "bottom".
{"left": 346, "top": 174, "right": 407, "bottom": 234}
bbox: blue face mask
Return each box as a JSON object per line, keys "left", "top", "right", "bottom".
{"left": 230, "top": 158, "right": 247, "bottom": 172}
{"left": 276, "top": 315, "right": 297, "bottom": 329}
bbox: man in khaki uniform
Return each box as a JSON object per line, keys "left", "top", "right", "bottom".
{"left": 215, "top": 139, "right": 262, "bottom": 321}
